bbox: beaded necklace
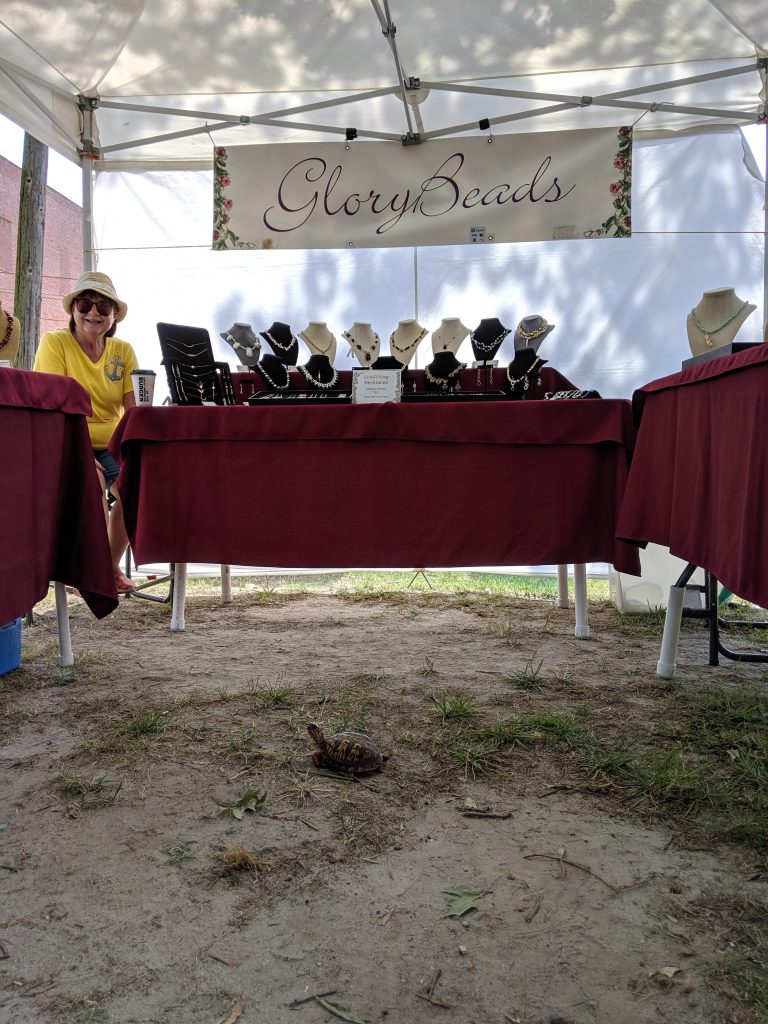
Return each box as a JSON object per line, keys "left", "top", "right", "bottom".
{"left": 300, "top": 364, "right": 339, "bottom": 390}
{"left": 343, "top": 329, "right": 379, "bottom": 363}
{"left": 299, "top": 328, "right": 334, "bottom": 356}
{"left": 390, "top": 324, "right": 426, "bottom": 357}
{"left": 258, "top": 360, "right": 290, "bottom": 390}
{"left": 471, "top": 328, "right": 508, "bottom": 354}
{"left": 0, "top": 313, "right": 14, "bottom": 350}
{"left": 424, "top": 361, "right": 466, "bottom": 391}
{"left": 506, "top": 356, "right": 543, "bottom": 392}
{"left": 265, "top": 330, "right": 297, "bottom": 353}
{"left": 689, "top": 300, "right": 750, "bottom": 348}
{"left": 225, "top": 332, "right": 259, "bottom": 359}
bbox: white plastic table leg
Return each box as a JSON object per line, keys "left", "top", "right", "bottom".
{"left": 54, "top": 581, "right": 74, "bottom": 667}
{"left": 657, "top": 584, "right": 686, "bottom": 678}
{"left": 573, "top": 563, "right": 589, "bottom": 638}
{"left": 221, "top": 564, "right": 232, "bottom": 604}
{"left": 557, "top": 564, "right": 569, "bottom": 608}
{"left": 171, "top": 562, "right": 187, "bottom": 631}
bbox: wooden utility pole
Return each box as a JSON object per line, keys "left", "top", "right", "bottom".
{"left": 13, "top": 134, "right": 48, "bottom": 370}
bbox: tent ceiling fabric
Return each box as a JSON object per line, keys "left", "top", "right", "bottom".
{"left": 0, "top": 0, "right": 765, "bottom": 168}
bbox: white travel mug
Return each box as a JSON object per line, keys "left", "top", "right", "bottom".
{"left": 131, "top": 369, "right": 156, "bottom": 406}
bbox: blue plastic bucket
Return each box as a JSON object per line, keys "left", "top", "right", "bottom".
{"left": 0, "top": 618, "right": 22, "bottom": 675}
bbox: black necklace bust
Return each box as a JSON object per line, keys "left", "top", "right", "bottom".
{"left": 471, "top": 317, "right": 510, "bottom": 363}
{"left": 504, "top": 348, "right": 547, "bottom": 399}
{"left": 260, "top": 321, "right": 300, "bottom": 365}
{"left": 423, "top": 352, "right": 466, "bottom": 393}
{"left": 256, "top": 353, "right": 292, "bottom": 391}
{"left": 299, "top": 354, "right": 339, "bottom": 390}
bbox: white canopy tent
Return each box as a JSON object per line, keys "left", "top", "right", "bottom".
{"left": 0, "top": 1, "right": 766, "bottom": 397}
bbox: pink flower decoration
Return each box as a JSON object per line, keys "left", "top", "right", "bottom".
{"left": 614, "top": 157, "right": 625, "bottom": 170}
{"left": 619, "top": 126, "right": 631, "bottom": 137}
{"left": 219, "top": 176, "right": 231, "bottom": 187}
{"left": 216, "top": 147, "right": 227, "bottom": 157}
{"left": 610, "top": 182, "right": 620, "bottom": 194}
{"left": 224, "top": 199, "right": 233, "bottom": 209}
{"left": 624, "top": 215, "right": 631, "bottom": 228}
{"left": 213, "top": 230, "right": 220, "bottom": 241}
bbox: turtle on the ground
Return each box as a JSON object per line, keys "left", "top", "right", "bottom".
{"left": 307, "top": 724, "right": 388, "bottom": 774}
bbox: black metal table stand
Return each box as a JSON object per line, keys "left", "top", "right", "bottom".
{"left": 658, "top": 562, "right": 768, "bottom": 675}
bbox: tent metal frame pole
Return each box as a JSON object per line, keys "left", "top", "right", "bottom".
{"left": 79, "top": 99, "right": 96, "bottom": 270}
{"left": 97, "top": 87, "right": 399, "bottom": 125}
{"left": 98, "top": 118, "right": 400, "bottom": 156}
{"left": 0, "top": 62, "right": 74, "bottom": 142}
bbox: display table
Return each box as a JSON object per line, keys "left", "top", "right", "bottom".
{"left": 113, "top": 399, "right": 640, "bottom": 630}
{"left": 616, "top": 345, "right": 768, "bottom": 673}
{"left": 0, "top": 368, "right": 118, "bottom": 664}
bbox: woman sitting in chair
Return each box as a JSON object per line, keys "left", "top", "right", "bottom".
{"left": 34, "top": 271, "right": 139, "bottom": 593}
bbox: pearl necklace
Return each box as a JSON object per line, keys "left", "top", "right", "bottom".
{"left": 265, "top": 330, "right": 298, "bottom": 353}
{"left": 0, "top": 312, "right": 14, "bottom": 350}
{"left": 258, "top": 360, "right": 290, "bottom": 390}
{"left": 424, "top": 361, "right": 466, "bottom": 391}
{"left": 689, "top": 300, "right": 750, "bottom": 348}
{"left": 506, "top": 356, "right": 543, "bottom": 391}
{"left": 300, "top": 364, "right": 339, "bottom": 390}
{"left": 516, "top": 318, "right": 548, "bottom": 341}
{"left": 471, "top": 328, "right": 508, "bottom": 354}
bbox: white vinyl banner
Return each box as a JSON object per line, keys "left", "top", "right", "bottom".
{"left": 213, "top": 127, "right": 632, "bottom": 251}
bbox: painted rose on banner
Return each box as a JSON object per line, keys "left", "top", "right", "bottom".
{"left": 212, "top": 127, "right": 632, "bottom": 251}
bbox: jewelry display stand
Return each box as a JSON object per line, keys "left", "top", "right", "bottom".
{"left": 260, "top": 321, "right": 300, "bottom": 366}
{"left": 470, "top": 318, "right": 509, "bottom": 362}
{"left": 514, "top": 315, "right": 555, "bottom": 353}
{"left": 157, "top": 322, "right": 236, "bottom": 405}
{"left": 504, "top": 349, "right": 547, "bottom": 398}
{"left": 686, "top": 288, "right": 755, "bottom": 357}
{"left": 220, "top": 322, "right": 261, "bottom": 368}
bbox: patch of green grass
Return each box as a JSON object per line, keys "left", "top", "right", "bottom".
{"left": 115, "top": 709, "right": 171, "bottom": 736}
{"left": 250, "top": 681, "right": 296, "bottom": 707}
{"left": 504, "top": 656, "right": 545, "bottom": 690}
{"left": 429, "top": 691, "right": 476, "bottom": 722}
{"left": 51, "top": 772, "right": 123, "bottom": 810}
{"left": 419, "top": 656, "right": 438, "bottom": 677}
{"left": 449, "top": 741, "right": 496, "bottom": 779}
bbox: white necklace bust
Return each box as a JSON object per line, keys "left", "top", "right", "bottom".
{"left": 686, "top": 287, "right": 756, "bottom": 356}
{"left": 389, "top": 319, "right": 427, "bottom": 366}
{"left": 431, "top": 317, "right": 470, "bottom": 356}
{"left": 343, "top": 322, "right": 380, "bottom": 366}
{"left": 299, "top": 321, "right": 337, "bottom": 361}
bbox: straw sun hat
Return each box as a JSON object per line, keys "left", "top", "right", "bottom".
{"left": 62, "top": 271, "right": 128, "bottom": 323}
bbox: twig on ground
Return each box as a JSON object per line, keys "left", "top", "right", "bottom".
{"left": 288, "top": 988, "right": 337, "bottom": 1008}
{"left": 524, "top": 896, "right": 542, "bottom": 923}
{"left": 524, "top": 852, "right": 654, "bottom": 893}
{"left": 461, "top": 810, "right": 512, "bottom": 819}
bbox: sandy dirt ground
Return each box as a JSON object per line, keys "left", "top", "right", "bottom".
{"left": 1, "top": 584, "right": 767, "bottom": 1024}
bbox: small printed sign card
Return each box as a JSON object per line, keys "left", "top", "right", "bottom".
{"left": 351, "top": 368, "right": 402, "bottom": 404}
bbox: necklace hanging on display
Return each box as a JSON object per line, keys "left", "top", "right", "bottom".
{"left": 515, "top": 317, "right": 549, "bottom": 342}
{"left": 424, "top": 361, "right": 466, "bottom": 391}
{"left": 689, "top": 300, "right": 751, "bottom": 348}
{"left": 506, "top": 356, "right": 543, "bottom": 392}
{"left": 300, "top": 363, "right": 339, "bottom": 390}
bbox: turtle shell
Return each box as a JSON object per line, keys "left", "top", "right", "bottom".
{"left": 307, "top": 724, "right": 387, "bottom": 774}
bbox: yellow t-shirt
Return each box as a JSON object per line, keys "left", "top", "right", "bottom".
{"left": 34, "top": 328, "right": 139, "bottom": 448}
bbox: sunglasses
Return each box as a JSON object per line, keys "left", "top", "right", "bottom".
{"left": 74, "top": 295, "right": 116, "bottom": 317}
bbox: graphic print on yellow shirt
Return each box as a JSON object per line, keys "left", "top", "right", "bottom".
{"left": 34, "top": 328, "right": 139, "bottom": 448}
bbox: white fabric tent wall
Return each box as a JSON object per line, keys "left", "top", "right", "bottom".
{"left": 93, "top": 130, "right": 765, "bottom": 403}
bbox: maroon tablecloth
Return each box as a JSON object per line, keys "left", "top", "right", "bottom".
{"left": 616, "top": 344, "right": 768, "bottom": 608}
{"left": 113, "top": 399, "right": 640, "bottom": 574}
{"left": 0, "top": 368, "right": 118, "bottom": 621}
